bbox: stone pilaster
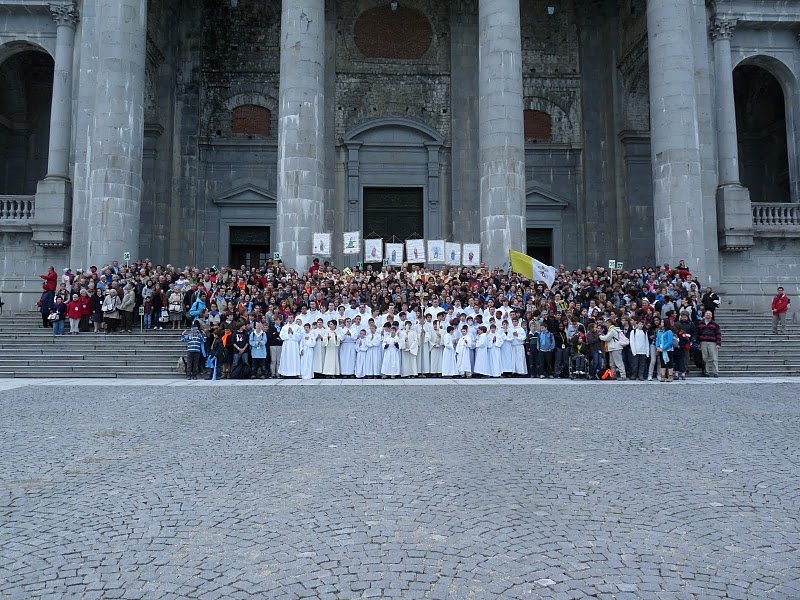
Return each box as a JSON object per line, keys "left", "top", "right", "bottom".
{"left": 276, "top": 0, "right": 326, "bottom": 272}
{"left": 478, "top": 0, "right": 526, "bottom": 269}
{"left": 710, "top": 17, "right": 753, "bottom": 251}
{"left": 84, "top": 0, "right": 147, "bottom": 267}
{"left": 646, "top": 0, "right": 708, "bottom": 276}
{"left": 32, "top": 1, "right": 79, "bottom": 248}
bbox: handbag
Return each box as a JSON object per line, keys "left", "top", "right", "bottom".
{"left": 47, "top": 312, "right": 59, "bottom": 321}
{"left": 159, "top": 308, "right": 169, "bottom": 323}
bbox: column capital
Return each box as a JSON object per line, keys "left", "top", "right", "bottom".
{"left": 710, "top": 18, "right": 737, "bottom": 42}
{"left": 49, "top": 2, "right": 79, "bottom": 28}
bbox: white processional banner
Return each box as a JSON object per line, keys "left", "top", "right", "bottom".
{"left": 405, "top": 239, "right": 425, "bottom": 263}
{"left": 462, "top": 243, "right": 481, "bottom": 267}
{"left": 312, "top": 233, "right": 331, "bottom": 256}
{"left": 427, "top": 240, "right": 445, "bottom": 263}
{"left": 343, "top": 231, "right": 361, "bottom": 255}
{"left": 364, "top": 239, "right": 383, "bottom": 263}
{"left": 385, "top": 243, "right": 404, "bottom": 266}
{"left": 445, "top": 242, "right": 461, "bottom": 266}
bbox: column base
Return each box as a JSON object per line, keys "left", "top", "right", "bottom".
{"left": 32, "top": 176, "right": 72, "bottom": 248}
{"left": 716, "top": 184, "right": 753, "bottom": 252}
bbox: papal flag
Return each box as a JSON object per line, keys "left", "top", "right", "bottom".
{"left": 509, "top": 250, "right": 557, "bottom": 288}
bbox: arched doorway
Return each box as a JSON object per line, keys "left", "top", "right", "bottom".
{"left": 0, "top": 46, "right": 53, "bottom": 195}
{"left": 733, "top": 63, "right": 790, "bottom": 203}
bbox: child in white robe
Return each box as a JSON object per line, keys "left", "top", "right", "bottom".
{"left": 322, "top": 320, "right": 340, "bottom": 377}
{"left": 499, "top": 321, "right": 514, "bottom": 374}
{"left": 365, "top": 324, "right": 382, "bottom": 377}
{"left": 381, "top": 326, "right": 401, "bottom": 378}
{"left": 299, "top": 323, "right": 316, "bottom": 380}
{"left": 487, "top": 324, "right": 503, "bottom": 378}
{"left": 354, "top": 328, "right": 369, "bottom": 379}
{"left": 278, "top": 318, "right": 302, "bottom": 377}
{"left": 473, "top": 326, "right": 492, "bottom": 377}
{"left": 441, "top": 326, "right": 459, "bottom": 377}
{"left": 455, "top": 325, "right": 474, "bottom": 378}
{"left": 312, "top": 320, "right": 326, "bottom": 377}
{"left": 428, "top": 320, "right": 443, "bottom": 376}
{"left": 510, "top": 317, "right": 528, "bottom": 375}
{"left": 339, "top": 318, "right": 357, "bottom": 377}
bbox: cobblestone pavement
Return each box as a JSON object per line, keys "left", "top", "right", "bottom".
{"left": 1, "top": 384, "right": 798, "bottom": 599}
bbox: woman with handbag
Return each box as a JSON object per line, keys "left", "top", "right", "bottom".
{"left": 101, "top": 289, "right": 121, "bottom": 334}
{"left": 49, "top": 295, "right": 67, "bottom": 335}
{"left": 168, "top": 287, "right": 183, "bottom": 330}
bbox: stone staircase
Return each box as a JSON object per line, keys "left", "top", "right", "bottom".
{"left": 0, "top": 313, "right": 185, "bottom": 378}
{"left": 0, "top": 309, "right": 798, "bottom": 379}
{"left": 710, "top": 309, "right": 800, "bottom": 376}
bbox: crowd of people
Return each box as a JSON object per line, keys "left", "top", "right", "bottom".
{"left": 35, "top": 256, "right": 734, "bottom": 382}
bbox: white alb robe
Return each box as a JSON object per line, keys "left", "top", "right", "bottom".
{"left": 299, "top": 333, "right": 316, "bottom": 380}
{"left": 455, "top": 334, "right": 473, "bottom": 375}
{"left": 339, "top": 326, "right": 357, "bottom": 376}
{"left": 354, "top": 336, "right": 369, "bottom": 378}
{"left": 400, "top": 329, "right": 419, "bottom": 377}
{"left": 322, "top": 328, "right": 340, "bottom": 376}
{"left": 381, "top": 334, "right": 401, "bottom": 376}
{"left": 473, "top": 333, "right": 492, "bottom": 376}
{"left": 487, "top": 332, "right": 503, "bottom": 377}
{"left": 441, "top": 333, "right": 459, "bottom": 376}
{"left": 278, "top": 324, "right": 302, "bottom": 377}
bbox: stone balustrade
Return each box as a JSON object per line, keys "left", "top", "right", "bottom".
{"left": 0, "top": 196, "right": 35, "bottom": 220}
{"left": 752, "top": 203, "right": 800, "bottom": 237}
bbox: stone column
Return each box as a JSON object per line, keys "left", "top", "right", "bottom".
{"left": 646, "top": 0, "right": 707, "bottom": 275}
{"left": 711, "top": 17, "right": 753, "bottom": 251}
{"left": 276, "top": 0, "right": 326, "bottom": 272}
{"left": 478, "top": 0, "right": 526, "bottom": 269}
{"left": 81, "top": 0, "right": 147, "bottom": 267}
{"left": 32, "top": 1, "right": 79, "bottom": 248}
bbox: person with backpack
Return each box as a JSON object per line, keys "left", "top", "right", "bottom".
{"left": 600, "top": 318, "right": 627, "bottom": 380}
{"left": 181, "top": 323, "right": 206, "bottom": 380}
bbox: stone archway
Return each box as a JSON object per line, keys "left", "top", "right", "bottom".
{"left": 0, "top": 45, "right": 54, "bottom": 195}
{"left": 734, "top": 63, "right": 791, "bottom": 204}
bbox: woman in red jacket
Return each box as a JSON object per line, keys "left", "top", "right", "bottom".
{"left": 78, "top": 289, "right": 92, "bottom": 332}
{"left": 66, "top": 293, "right": 82, "bottom": 335}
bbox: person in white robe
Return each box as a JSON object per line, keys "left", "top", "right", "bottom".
{"left": 278, "top": 318, "right": 302, "bottom": 377}
{"left": 339, "top": 318, "right": 357, "bottom": 377}
{"left": 510, "top": 317, "right": 528, "bottom": 375}
{"left": 416, "top": 320, "right": 426, "bottom": 374}
{"left": 365, "top": 324, "right": 383, "bottom": 378}
{"left": 381, "top": 326, "right": 401, "bottom": 378}
{"left": 419, "top": 315, "right": 433, "bottom": 375}
{"left": 487, "top": 324, "right": 503, "bottom": 378}
{"left": 441, "top": 326, "right": 459, "bottom": 377}
{"left": 499, "top": 321, "right": 514, "bottom": 374}
{"left": 428, "top": 320, "right": 443, "bottom": 376}
{"left": 455, "top": 325, "right": 474, "bottom": 377}
{"left": 473, "top": 326, "right": 492, "bottom": 376}
{"left": 400, "top": 321, "right": 419, "bottom": 377}
{"left": 299, "top": 323, "right": 316, "bottom": 380}
{"left": 354, "top": 329, "right": 369, "bottom": 379}
{"left": 312, "top": 320, "right": 326, "bottom": 377}
{"left": 322, "top": 320, "right": 340, "bottom": 377}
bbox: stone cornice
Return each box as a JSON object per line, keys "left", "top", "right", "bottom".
{"left": 49, "top": 1, "right": 78, "bottom": 28}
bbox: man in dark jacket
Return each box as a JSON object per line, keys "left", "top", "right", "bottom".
{"left": 701, "top": 287, "right": 721, "bottom": 317}
{"left": 696, "top": 310, "right": 721, "bottom": 377}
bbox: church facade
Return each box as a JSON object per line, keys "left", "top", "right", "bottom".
{"left": 0, "top": 0, "right": 799, "bottom": 309}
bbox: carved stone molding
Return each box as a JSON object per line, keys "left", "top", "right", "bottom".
{"left": 49, "top": 2, "right": 79, "bottom": 28}
{"left": 710, "top": 18, "right": 737, "bottom": 42}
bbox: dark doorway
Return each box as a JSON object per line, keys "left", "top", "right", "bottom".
{"left": 0, "top": 49, "right": 54, "bottom": 195}
{"left": 363, "top": 187, "right": 424, "bottom": 241}
{"left": 734, "top": 64, "right": 790, "bottom": 203}
{"left": 526, "top": 228, "right": 553, "bottom": 265}
{"left": 229, "top": 226, "right": 270, "bottom": 269}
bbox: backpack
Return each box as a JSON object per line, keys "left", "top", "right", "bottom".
{"left": 617, "top": 330, "right": 630, "bottom": 348}
{"left": 600, "top": 368, "right": 615, "bottom": 380}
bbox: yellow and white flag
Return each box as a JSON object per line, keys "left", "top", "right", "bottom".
{"left": 509, "top": 250, "right": 557, "bottom": 288}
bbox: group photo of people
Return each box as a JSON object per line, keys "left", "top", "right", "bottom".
{"left": 35, "top": 255, "right": 727, "bottom": 382}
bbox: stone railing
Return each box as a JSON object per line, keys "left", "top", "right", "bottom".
{"left": 752, "top": 203, "right": 800, "bottom": 237}
{"left": 0, "top": 195, "right": 35, "bottom": 220}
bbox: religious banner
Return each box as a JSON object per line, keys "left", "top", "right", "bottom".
{"left": 462, "top": 243, "right": 481, "bottom": 267}
{"left": 405, "top": 239, "right": 425, "bottom": 263}
{"left": 427, "top": 240, "right": 445, "bottom": 263}
{"left": 343, "top": 231, "right": 360, "bottom": 255}
{"left": 364, "top": 239, "right": 383, "bottom": 263}
{"left": 312, "top": 233, "right": 331, "bottom": 256}
{"left": 445, "top": 242, "right": 461, "bottom": 266}
{"left": 385, "top": 243, "right": 404, "bottom": 266}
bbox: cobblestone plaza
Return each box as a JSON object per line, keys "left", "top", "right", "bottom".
{"left": 1, "top": 380, "right": 799, "bottom": 598}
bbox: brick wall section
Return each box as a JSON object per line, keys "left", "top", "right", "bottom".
{"left": 524, "top": 109, "right": 552, "bottom": 141}
{"left": 354, "top": 5, "right": 432, "bottom": 60}
{"left": 231, "top": 104, "right": 270, "bottom": 137}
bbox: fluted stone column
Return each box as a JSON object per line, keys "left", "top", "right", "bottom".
{"left": 76, "top": 0, "right": 147, "bottom": 267}
{"left": 276, "top": 0, "right": 325, "bottom": 272}
{"left": 32, "top": 1, "right": 79, "bottom": 248}
{"left": 646, "top": 0, "right": 707, "bottom": 275}
{"left": 478, "top": 0, "right": 526, "bottom": 269}
{"left": 711, "top": 17, "right": 753, "bottom": 250}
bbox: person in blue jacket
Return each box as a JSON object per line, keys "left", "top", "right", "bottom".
{"left": 537, "top": 322, "right": 555, "bottom": 379}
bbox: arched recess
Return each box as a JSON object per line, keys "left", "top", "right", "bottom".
{"left": 733, "top": 54, "right": 798, "bottom": 203}
{"left": 342, "top": 117, "right": 445, "bottom": 242}
{"left": 0, "top": 42, "right": 54, "bottom": 195}
{"left": 523, "top": 96, "right": 575, "bottom": 144}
